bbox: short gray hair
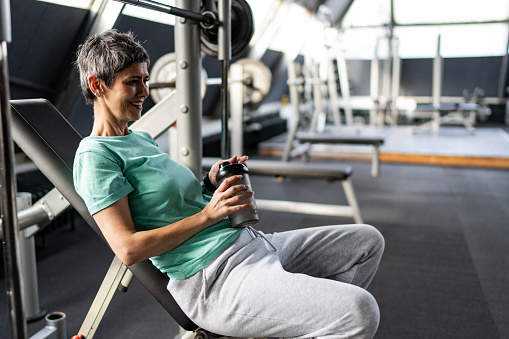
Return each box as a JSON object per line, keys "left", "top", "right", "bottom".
{"left": 76, "top": 29, "right": 150, "bottom": 105}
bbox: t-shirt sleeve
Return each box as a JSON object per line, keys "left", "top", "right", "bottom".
{"left": 73, "top": 150, "right": 134, "bottom": 215}
{"left": 136, "top": 130, "right": 160, "bottom": 147}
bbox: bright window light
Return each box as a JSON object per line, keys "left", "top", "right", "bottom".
{"left": 439, "top": 23, "right": 509, "bottom": 57}
{"left": 395, "top": 26, "right": 442, "bottom": 58}
{"left": 340, "top": 27, "right": 388, "bottom": 60}
{"left": 122, "top": 0, "right": 176, "bottom": 25}
{"left": 300, "top": 20, "right": 327, "bottom": 60}
{"left": 267, "top": 2, "right": 313, "bottom": 60}
{"left": 246, "top": 0, "right": 276, "bottom": 33}
{"left": 395, "top": 23, "right": 509, "bottom": 58}
{"left": 37, "top": 0, "right": 93, "bottom": 9}
{"left": 394, "top": 0, "right": 509, "bottom": 24}
{"left": 342, "top": 0, "right": 391, "bottom": 28}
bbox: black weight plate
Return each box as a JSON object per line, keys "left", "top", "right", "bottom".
{"left": 200, "top": 0, "right": 254, "bottom": 58}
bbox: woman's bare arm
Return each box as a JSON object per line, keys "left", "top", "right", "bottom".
{"left": 92, "top": 174, "right": 253, "bottom": 266}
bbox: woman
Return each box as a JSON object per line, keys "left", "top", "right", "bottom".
{"left": 73, "top": 29, "right": 384, "bottom": 339}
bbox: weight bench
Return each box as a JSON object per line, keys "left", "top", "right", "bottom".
{"left": 202, "top": 157, "right": 363, "bottom": 224}
{"left": 293, "top": 132, "right": 384, "bottom": 178}
{"left": 412, "top": 103, "right": 487, "bottom": 134}
{"left": 10, "top": 99, "right": 199, "bottom": 338}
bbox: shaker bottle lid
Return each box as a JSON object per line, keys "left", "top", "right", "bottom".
{"left": 216, "top": 162, "right": 249, "bottom": 181}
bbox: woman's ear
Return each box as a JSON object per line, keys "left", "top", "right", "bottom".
{"left": 87, "top": 74, "right": 102, "bottom": 96}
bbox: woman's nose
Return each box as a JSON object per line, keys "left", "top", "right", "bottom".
{"left": 139, "top": 82, "right": 149, "bottom": 97}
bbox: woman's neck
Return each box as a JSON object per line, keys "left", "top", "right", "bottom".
{"left": 91, "top": 123, "right": 129, "bottom": 137}
{"left": 91, "top": 106, "right": 130, "bottom": 137}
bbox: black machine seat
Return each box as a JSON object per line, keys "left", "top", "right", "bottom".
{"left": 293, "top": 132, "right": 384, "bottom": 178}
{"left": 296, "top": 132, "right": 385, "bottom": 147}
{"left": 202, "top": 157, "right": 353, "bottom": 181}
{"left": 10, "top": 99, "right": 197, "bottom": 331}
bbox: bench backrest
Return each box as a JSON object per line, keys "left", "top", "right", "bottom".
{"left": 10, "top": 98, "right": 197, "bottom": 331}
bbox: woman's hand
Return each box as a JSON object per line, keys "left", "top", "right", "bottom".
{"left": 208, "top": 155, "right": 248, "bottom": 186}
{"left": 201, "top": 174, "right": 253, "bottom": 225}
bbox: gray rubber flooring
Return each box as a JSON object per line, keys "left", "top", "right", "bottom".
{"left": 1, "top": 160, "right": 508, "bottom": 338}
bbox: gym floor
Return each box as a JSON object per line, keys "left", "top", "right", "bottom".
{"left": 258, "top": 124, "right": 509, "bottom": 169}
{"left": 1, "top": 126, "right": 509, "bottom": 338}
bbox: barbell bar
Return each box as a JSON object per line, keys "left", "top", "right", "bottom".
{"left": 149, "top": 54, "right": 271, "bottom": 105}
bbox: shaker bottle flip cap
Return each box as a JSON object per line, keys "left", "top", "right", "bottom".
{"left": 216, "top": 161, "right": 249, "bottom": 179}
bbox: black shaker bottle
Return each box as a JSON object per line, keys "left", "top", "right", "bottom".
{"left": 215, "top": 161, "right": 259, "bottom": 228}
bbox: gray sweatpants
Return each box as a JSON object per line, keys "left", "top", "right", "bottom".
{"left": 167, "top": 224, "right": 384, "bottom": 339}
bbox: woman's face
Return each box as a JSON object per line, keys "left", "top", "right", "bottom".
{"left": 102, "top": 62, "right": 150, "bottom": 123}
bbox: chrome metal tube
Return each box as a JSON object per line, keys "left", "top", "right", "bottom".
{"left": 18, "top": 204, "right": 50, "bottom": 230}
{"left": 30, "top": 312, "right": 67, "bottom": 339}
{"left": 218, "top": 0, "right": 231, "bottom": 159}
{"left": 175, "top": 0, "right": 202, "bottom": 177}
{"left": 220, "top": 59, "right": 230, "bottom": 159}
{"left": 229, "top": 62, "right": 244, "bottom": 156}
{"left": 0, "top": 39, "right": 27, "bottom": 338}
{"left": 0, "top": 203, "right": 52, "bottom": 239}
{"left": 114, "top": 0, "right": 209, "bottom": 23}
{"left": 0, "top": 0, "right": 11, "bottom": 42}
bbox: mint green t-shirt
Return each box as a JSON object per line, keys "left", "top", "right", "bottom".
{"left": 73, "top": 130, "right": 244, "bottom": 279}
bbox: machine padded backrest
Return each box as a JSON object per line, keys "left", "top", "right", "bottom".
{"left": 10, "top": 99, "right": 196, "bottom": 331}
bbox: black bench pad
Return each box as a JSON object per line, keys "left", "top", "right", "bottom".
{"left": 202, "top": 158, "right": 353, "bottom": 181}
{"left": 296, "top": 132, "right": 384, "bottom": 146}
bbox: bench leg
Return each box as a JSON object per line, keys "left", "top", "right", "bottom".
{"left": 78, "top": 256, "right": 128, "bottom": 339}
{"left": 371, "top": 146, "right": 380, "bottom": 178}
{"left": 341, "top": 178, "right": 363, "bottom": 224}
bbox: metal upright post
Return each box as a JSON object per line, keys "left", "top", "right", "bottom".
{"left": 0, "top": 0, "right": 28, "bottom": 337}
{"left": 336, "top": 50, "right": 352, "bottom": 126}
{"left": 432, "top": 35, "right": 443, "bottom": 133}
{"left": 309, "top": 60, "right": 323, "bottom": 133}
{"left": 229, "top": 62, "right": 244, "bottom": 157}
{"left": 175, "top": 0, "right": 202, "bottom": 177}
{"left": 390, "top": 37, "right": 400, "bottom": 125}
{"left": 218, "top": 0, "right": 232, "bottom": 159}
{"left": 370, "top": 52, "right": 380, "bottom": 126}
{"left": 326, "top": 56, "right": 342, "bottom": 132}
{"left": 282, "top": 61, "right": 301, "bottom": 162}
{"left": 497, "top": 30, "right": 509, "bottom": 100}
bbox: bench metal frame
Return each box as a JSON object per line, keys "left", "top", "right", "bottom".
{"left": 295, "top": 132, "right": 383, "bottom": 178}
{"left": 283, "top": 61, "right": 384, "bottom": 178}
{"left": 203, "top": 158, "right": 363, "bottom": 224}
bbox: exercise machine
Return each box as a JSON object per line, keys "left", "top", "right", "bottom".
{"left": 412, "top": 35, "right": 492, "bottom": 134}
{"left": 283, "top": 60, "right": 384, "bottom": 178}
{"left": 0, "top": 0, "right": 69, "bottom": 336}
{"left": 5, "top": 1, "right": 363, "bottom": 339}
{"left": 280, "top": 6, "right": 384, "bottom": 178}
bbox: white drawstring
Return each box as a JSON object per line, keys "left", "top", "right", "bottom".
{"left": 246, "top": 226, "right": 277, "bottom": 252}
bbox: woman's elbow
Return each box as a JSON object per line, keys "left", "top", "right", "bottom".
{"left": 116, "top": 247, "right": 143, "bottom": 267}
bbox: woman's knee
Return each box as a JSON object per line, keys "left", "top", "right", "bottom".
{"left": 359, "top": 224, "right": 385, "bottom": 255}
{"left": 348, "top": 289, "right": 380, "bottom": 338}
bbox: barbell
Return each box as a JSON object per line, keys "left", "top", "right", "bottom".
{"left": 149, "top": 52, "right": 208, "bottom": 102}
{"left": 149, "top": 54, "right": 272, "bottom": 105}
{"left": 115, "top": 0, "right": 254, "bottom": 58}
{"left": 199, "top": 0, "right": 254, "bottom": 58}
